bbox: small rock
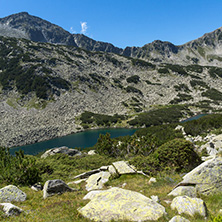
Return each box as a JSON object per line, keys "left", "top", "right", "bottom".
{"left": 169, "top": 215, "right": 190, "bottom": 222}
{"left": 88, "top": 150, "right": 96, "bottom": 155}
{"left": 73, "top": 169, "right": 101, "bottom": 180}
{"left": 0, "top": 203, "right": 23, "bottom": 216}
{"left": 43, "top": 179, "right": 74, "bottom": 199}
{"left": 148, "top": 177, "right": 157, "bottom": 184}
{"left": 100, "top": 166, "right": 109, "bottom": 171}
{"left": 122, "top": 183, "right": 127, "bottom": 188}
{"left": 112, "top": 161, "right": 136, "bottom": 174}
{"left": 108, "top": 165, "right": 118, "bottom": 176}
{"left": 68, "top": 179, "right": 87, "bottom": 185}
{"left": 0, "top": 185, "right": 26, "bottom": 202}
{"left": 31, "top": 183, "right": 43, "bottom": 191}
{"left": 151, "top": 195, "right": 159, "bottom": 203}
{"left": 86, "top": 171, "right": 111, "bottom": 191}
{"left": 171, "top": 196, "right": 207, "bottom": 217}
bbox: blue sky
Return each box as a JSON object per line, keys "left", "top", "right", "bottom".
{"left": 1, "top": 0, "right": 222, "bottom": 48}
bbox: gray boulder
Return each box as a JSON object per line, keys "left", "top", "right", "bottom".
{"left": 0, "top": 185, "right": 26, "bottom": 202}
{"left": 171, "top": 196, "right": 207, "bottom": 217}
{"left": 41, "top": 146, "right": 81, "bottom": 158}
{"left": 31, "top": 183, "right": 43, "bottom": 191}
{"left": 79, "top": 187, "right": 166, "bottom": 221}
{"left": 43, "top": 179, "right": 74, "bottom": 199}
{"left": 168, "top": 186, "right": 197, "bottom": 198}
{"left": 169, "top": 215, "right": 190, "bottom": 222}
{"left": 0, "top": 203, "right": 23, "bottom": 216}
{"left": 176, "top": 157, "right": 222, "bottom": 195}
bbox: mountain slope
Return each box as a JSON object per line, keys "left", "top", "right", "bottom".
{"left": 1, "top": 35, "right": 222, "bottom": 147}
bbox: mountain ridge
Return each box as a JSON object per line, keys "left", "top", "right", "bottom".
{"left": 1, "top": 12, "right": 222, "bottom": 66}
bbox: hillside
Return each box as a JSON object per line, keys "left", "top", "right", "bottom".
{"left": 1, "top": 13, "right": 222, "bottom": 147}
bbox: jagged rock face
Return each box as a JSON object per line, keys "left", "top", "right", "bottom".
{"left": 0, "top": 12, "right": 77, "bottom": 46}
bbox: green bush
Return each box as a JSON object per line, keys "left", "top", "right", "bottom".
{"left": 125, "top": 86, "right": 143, "bottom": 95}
{"left": 0, "top": 147, "right": 41, "bottom": 185}
{"left": 126, "top": 75, "right": 140, "bottom": 84}
{"left": 130, "top": 138, "right": 201, "bottom": 174}
{"left": 202, "top": 88, "right": 222, "bottom": 101}
{"left": 210, "top": 215, "right": 222, "bottom": 222}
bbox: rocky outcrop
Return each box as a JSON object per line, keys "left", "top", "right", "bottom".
{"left": 175, "top": 157, "right": 222, "bottom": 195}
{"left": 78, "top": 187, "right": 166, "bottom": 221}
{"left": 0, "top": 203, "right": 23, "bottom": 216}
{"left": 171, "top": 196, "right": 207, "bottom": 217}
{"left": 0, "top": 185, "right": 26, "bottom": 202}
{"left": 41, "top": 146, "right": 81, "bottom": 158}
{"left": 43, "top": 179, "right": 74, "bottom": 199}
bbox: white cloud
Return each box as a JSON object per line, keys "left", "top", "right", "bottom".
{"left": 80, "top": 22, "right": 88, "bottom": 34}
{"left": 70, "top": 27, "right": 76, "bottom": 34}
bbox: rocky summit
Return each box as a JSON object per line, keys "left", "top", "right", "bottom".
{"left": 1, "top": 12, "right": 222, "bottom": 147}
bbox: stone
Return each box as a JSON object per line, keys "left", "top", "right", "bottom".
{"left": 108, "top": 165, "right": 118, "bottom": 176}
{"left": 150, "top": 195, "right": 159, "bottom": 203}
{"left": 100, "top": 166, "right": 109, "bottom": 171}
{"left": 0, "top": 185, "right": 26, "bottom": 202}
{"left": 169, "top": 215, "right": 190, "bottom": 222}
{"left": 168, "top": 186, "right": 197, "bottom": 198}
{"left": 0, "top": 203, "right": 23, "bottom": 216}
{"left": 73, "top": 169, "right": 101, "bottom": 180}
{"left": 41, "top": 146, "right": 81, "bottom": 158}
{"left": 68, "top": 178, "right": 87, "bottom": 185}
{"left": 31, "top": 183, "right": 43, "bottom": 191}
{"left": 112, "top": 161, "right": 136, "bottom": 174}
{"left": 43, "top": 179, "right": 74, "bottom": 199}
{"left": 176, "top": 157, "right": 222, "bottom": 195}
{"left": 148, "top": 177, "right": 157, "bottom": 184}
{"left": 78, "top": 187, "right": 166, "bottom": 221}
{"left": 171, "top": 196, "right": 207, "bottom": 217}
{"left": 88, "top": 150, "right": 96, "bottom": 155}
{"left": 85, "top": 171, "right": 111, "bottom": 191}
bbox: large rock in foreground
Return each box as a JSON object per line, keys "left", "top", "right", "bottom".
{"left": 78, "top": 187, "right": 166, "bottom": 221}
{"left": 0, "top": 185, "right": 26, "bottom": 202}
{"left": 176, "top": 157, "right": 222, "bottom": 195}
{"left": 43, "top": 179, "right": 74, "bottom": 199}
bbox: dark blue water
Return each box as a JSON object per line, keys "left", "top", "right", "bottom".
{"left": 10, "top": 128, "right": 137, "bottom": 155}
{"left": 180, "top": 113, "right": 207, "bottom": 123}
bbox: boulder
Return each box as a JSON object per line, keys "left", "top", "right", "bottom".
{"left": 168, "top": 186, "right": 197, "bottom": 198}
{"left": 85, "top": 171, "right": 111, "bottom": 191}
{"left": 169, "top": 215, "right": 190, "bottom": 222}
{"left": 41, "top": 146, "right": 81, "bottom": 158}
{"left": 176, "top": 157, "right": 222, "bottom": 195}
{"left": 78, "top": 187, "right": 166, "bottom": 221}
{"left": 43, "top": 179, "right": 74, "bottom": 199}
{"left": 0, "top": 185, "right": 26, "bottom": 202}
{"left": 0, "top": 203, "right": 23, "bottom": 216}
{"left": 112, "top": 161, "right": 136, "bottom": 174}
{"left": 171, "top": 196, "right": 207, "bottom": 217}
